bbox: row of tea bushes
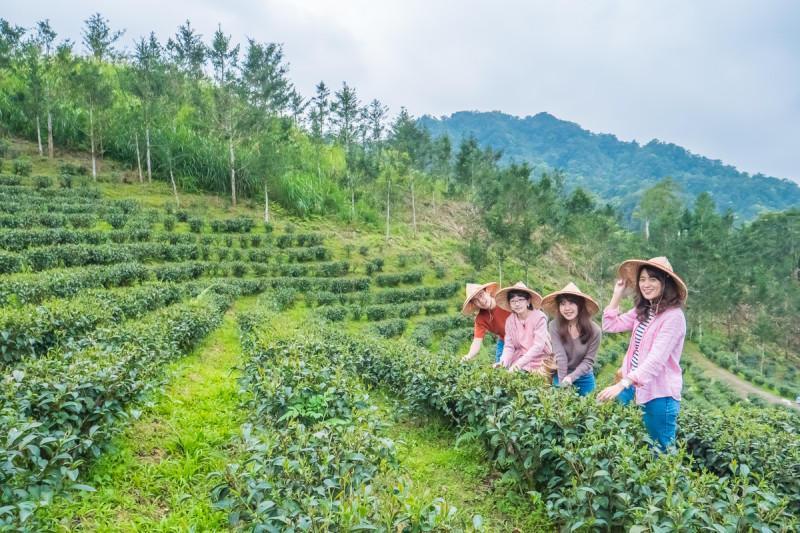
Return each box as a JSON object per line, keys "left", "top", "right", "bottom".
{"left": 0, "top": 282, "right": 195, "bottom": 364}
{"left": 0, "top": 290, "right": 235, "bottom": 530}
{"left": 220, "top": 310, "right": 476, "bottom": 532}
{"left": 281, "top": 323, "right": 797, "bottom": 531}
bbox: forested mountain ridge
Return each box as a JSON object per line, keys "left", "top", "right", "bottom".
{"left": 419, "top": 111, "right": 800, "bottom": 224}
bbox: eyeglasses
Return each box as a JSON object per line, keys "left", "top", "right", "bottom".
{"left": 509, "top": 297, "right": 529, "bottom": 304}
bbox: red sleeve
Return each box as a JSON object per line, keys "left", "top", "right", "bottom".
{"left": 474, "top": 311, "right": 488, "bottom": 339}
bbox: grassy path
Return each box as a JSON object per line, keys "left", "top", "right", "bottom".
{"left": 683, "top": 341, "right": 799, "bottom": 410}
{"left": 374, "top": 390, "right": 555, "bottom": 533}
{"left": 41, "top": 301, "right": 255, "bottom": 532}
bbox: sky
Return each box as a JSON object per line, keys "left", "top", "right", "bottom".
{"left": 6, "top": 0, "right": 800, "bottom": 182}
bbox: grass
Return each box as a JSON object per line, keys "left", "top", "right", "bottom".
{"left": 39, "top": 297, "right": 260, "bottom": 532}
{"left": 372, "top": 389, "right": 555, "bottom": 533}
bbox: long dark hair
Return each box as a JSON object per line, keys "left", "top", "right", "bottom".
{"left": 634, "top": 265, "right": 684, "bottom": 322}
{"left": 555, "top": 293, "right": 594, "bottom": 344}
{"left": 507, "top": 289, "right": 534, "bottom": 311}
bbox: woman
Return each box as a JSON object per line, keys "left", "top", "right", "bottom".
{"left": 597, "top": 257, "right": 687, "bottom": 452}
{"left": 460, "top": 282, "right": 511, "bottom": 363}
{"left": 493, "top": 282, "right": 553, "bottom": 374}
{"left": 541, "top": 282, "right": 601, "bottom": 396}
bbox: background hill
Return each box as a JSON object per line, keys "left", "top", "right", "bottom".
{"left": 419, "top": 111, "right": 800, "bottom": 224}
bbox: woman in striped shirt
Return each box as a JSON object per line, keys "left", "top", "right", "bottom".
{"left": 597, "top": 257, "right": 687, "bottom": 452}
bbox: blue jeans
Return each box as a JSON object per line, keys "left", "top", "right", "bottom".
{"left": 553, "top": 373, "right": 596, "bottom": 396}
{"left": 616, "top": 386, "right": 636, "bottom": 407}
{"left": 495, "top": 341, "right": 504, "bottom": 363}
{"left": 641, "top": 396, "right": 680, "bottom": 452}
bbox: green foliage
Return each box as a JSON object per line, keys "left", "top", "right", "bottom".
{"left": 12, "top": 157, "right": 32, "bottom": 176}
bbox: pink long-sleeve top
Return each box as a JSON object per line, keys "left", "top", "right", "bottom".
{"left": 500, "top": 310, "right": 552, "bottom": 372}
{"left": 602, "top": 305, "right": 686, "bottom": 404}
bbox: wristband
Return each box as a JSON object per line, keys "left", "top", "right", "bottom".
{"left": 620, "top": 378, "right": 631, "bottom": 389}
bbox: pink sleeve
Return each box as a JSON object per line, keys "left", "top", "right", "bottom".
{"left": 499, "top": 315, "right": 515, "bottom": 365}
{"left": 628, "top": 311, "right": 686, "bottom": 386}
{"left": 517, "top": 312, "right": 550, "bottom": 368}
{"left": 602, "top": 306, "right": 636, "bottom": 333}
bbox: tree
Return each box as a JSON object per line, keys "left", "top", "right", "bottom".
{"left": 635, "top": 176, "right": 684, "bottom": 252}
{"left": 166, "top": 20, "right": 206, "bottom": 78}
{"left": 309, "top": 81, "right": 330, "bottom": 142}
{"left": 81, "top": 13, "right": 125, "bottom": 62}
{"left": 130, "top": 33, "right": 166, "bottom": 183}
{"left": 241, "top": 39, "right": 291, "bottom": 116}
{"left": 332, "top": 82, "right": 361, "bottom": 214}
{"left": 208, "top": 24, "right": 241, "bottom": 207}
{"left": 37, "top": 20, "right": 57, "bottom": 158}
{"left": 0, "top": 19, "right": 25, "bottom": 70}
{"left": 20, "top": 38, "right": 46, "bottom": 156}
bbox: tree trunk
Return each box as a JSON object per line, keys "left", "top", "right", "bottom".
{"left": 169, "top": 163, "right": 180, "bottom": 208}
{"left": 411, "top": 180, "right": 417, "bottom": 233}
{"left": 386, "top": 179, "right": 390, "bottom": 241}
{"left": 760, "top": 344, "right": 765, "bottom": 375}
{"left": 432, "top": 190, "right": 435, "bottom": 213}
{"left": 36, "top": 115, "right": 43, "bottom": 156}
{"left": 698, "top": 314, "right": 703, "bottom": 344}
{"left": 47, "top": 111, "right": 54, "bottom": 159}
{"left": 135, "top": 132, "right": 143, "bottom": 183}
{"left": 348, "top": 170, "right": 354, "bottom": 216}
{"left": 265, "top": 183, "right": 269, "bottom": 222}
{"left": 229, "top": 135, "right": 236, "bottom": 208}
{"left": 90, "top": 104, "right": 97, "bottom": 180}
{"left": 645, "top": 219, "right": 650, "bottom": 240}
{"left": 145, "top": 126, "right": 152, "bottom": 183}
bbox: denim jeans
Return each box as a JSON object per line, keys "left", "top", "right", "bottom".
{"left": 553, "top": 373, "right": 596, "bottom": 396}
{"left": 641, "top": 396, "right": 680, "bottom": 452}
{"left": 616, "top": 386, "right": 636, "bottom": 407}
{"left": 495, "top": 341, "right": 504, "bottom": 363}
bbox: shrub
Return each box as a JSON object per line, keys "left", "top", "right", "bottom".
{"left": 434, "top": 265, "right": 447, "bottom": 279}
{"left": 264, "top": 221, "right": 274, "bottom": 233}
{"left": 188, "top": 217, "right": 204, "bottom": 233}
{"left": 163, "top": 216, "right": 177, "bottom": 232}
{"left": 424, "top": 301, "right": 448, "bottom": 315}
{"left": 176, "top": 210, "right": 189, "bottom": 223}
{"left": 59, "top": 173, "right": 73, "bottom": 188}
{"left": 106, "top": 212, "right": 127, "bottom": 229}
{"left": 13, "top": 157, "right": 32, "bottom": 176}
{"left": 35, "top": 176, "right": 52, "bottom": 189}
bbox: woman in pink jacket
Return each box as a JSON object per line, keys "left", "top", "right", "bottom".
{"left": 493, "top": 282, "right": 553, "bottom": 375}
{"left": 597, "top": 257, "right": 687, "bottom": 452}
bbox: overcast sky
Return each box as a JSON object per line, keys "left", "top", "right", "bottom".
{"left": 6, "top": 0, "right": 800, "bottom": 181}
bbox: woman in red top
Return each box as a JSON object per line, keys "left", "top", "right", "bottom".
{"left": 460, "top": 282, "right": 511, "bottom": 363}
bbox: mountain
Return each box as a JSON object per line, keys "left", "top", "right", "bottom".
{"left": 418, "top": 111, "right": 800, "bottom": 224}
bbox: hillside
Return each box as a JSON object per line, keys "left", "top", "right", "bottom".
{"left": 1, "top": 140, "right": 799, "bottom": 531}
{"left": 419, "top": 111, "right": 800, "bottom": 224}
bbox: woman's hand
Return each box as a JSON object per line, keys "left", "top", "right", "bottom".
{"left": 460, "top": 353, "right": 475, "bottom": 362}
{"left": 608, "top": 279, "right": 627, "bottom": 309}
{"left": 492, "top": 361, "right": 504, "bottom": 368}
{"left": 561, "top": 376, "right": 574, "bottom": 386}
{"left": 597, "top": 383, "right": 625, "bottom": 402}
{"left": 612, "top": 279, "right": 627, "bottom": 299}
{"left": 508, "top": 362, "right": 521, "bottom": 373}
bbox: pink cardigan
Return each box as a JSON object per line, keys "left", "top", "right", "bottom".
{"left": 500, "top": 310, "right": 552, "bottom": 372}
{"left": 602, "top": 305, "right": 686, "bottom": 404}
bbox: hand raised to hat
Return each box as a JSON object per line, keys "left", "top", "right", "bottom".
{"left": 609, "top": 279, "right": 627, "bottom": 309}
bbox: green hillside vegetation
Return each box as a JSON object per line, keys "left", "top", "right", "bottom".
{"left": 418, "top": 110, "right": 800, "bottom": 224}
{"left": 1, "top": 14, "right": 800, "bottom": 531}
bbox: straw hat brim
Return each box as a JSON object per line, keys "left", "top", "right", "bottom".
{"left": 495, "top": 285, "right": 543, "bottom": 312}
{"left": 461, "top": 282, "right": 500, "bottom": 315}
{"left": 541, "top": 290, "right": 600, "bottom": 317}
{"left": 617, "top": 259, "right": 688, "bottom": 304}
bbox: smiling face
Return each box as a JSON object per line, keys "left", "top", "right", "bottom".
{"left": 639, "top": 268, "right": 665, "bottom": 302}
{"left": 471, "top": 288, "right": 493, "bottom": 310}
{"left": 558, "top": 298, "right": 579, "bottom": 321}
{"left": 508, "top": 292, "right": 531, "bottom": 316}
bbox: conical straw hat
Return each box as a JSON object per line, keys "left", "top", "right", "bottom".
{"left": 495, "top": 282, "right": 543, "bottom": 312}
{"left": 541, "top": 282, "right": 600, "bottom": 317}
{"left": 617, "top": 256, "right": 688, "bottom": 304}
{"left": 461, "top": 282, "right": 500, "bottom": 315}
